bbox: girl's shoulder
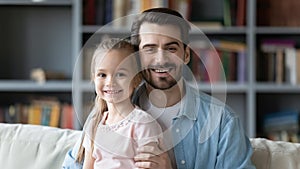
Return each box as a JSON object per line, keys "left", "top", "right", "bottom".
{"left": 131, "top": 106, "right": 155, "bottom": 121}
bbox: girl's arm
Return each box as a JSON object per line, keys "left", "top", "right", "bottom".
{"left": 82, "top": 150, "right": 95, "bottom": 169}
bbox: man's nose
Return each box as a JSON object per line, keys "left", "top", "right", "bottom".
{"left": 155, "top": 49, "right": 169, "bottom": 63}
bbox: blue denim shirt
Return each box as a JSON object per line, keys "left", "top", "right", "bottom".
{"left": 62, "top": 83, "right": 255, "bottom": 169}
{"left": 169, "top": 84, "right": 255, "bottom": 169}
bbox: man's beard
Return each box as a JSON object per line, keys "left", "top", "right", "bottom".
{"left": 141, "top": 66, "right": 182, "bottom": 90}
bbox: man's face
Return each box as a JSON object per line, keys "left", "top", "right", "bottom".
{"left": 138, "top": 22, "right": 190, "bottom": 90}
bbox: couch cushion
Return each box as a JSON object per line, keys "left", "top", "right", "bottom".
{"left": 0, "top": 123, "right": 81, "bottom": 169}
{"left": 250, "top": 138, "right": 300, "bottom": 169}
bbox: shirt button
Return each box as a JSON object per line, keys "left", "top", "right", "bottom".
{"left": 181, "top": 160, "right": 185, "bottom": 164}
{"left": 176, "top": 128, "right": 180, "bottom": 133}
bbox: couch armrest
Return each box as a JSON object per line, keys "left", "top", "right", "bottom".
{"left": 250, "top": 138, "right": 300, "bottom": 169}
{"left": 0, "top": 123, "right": 81, "bottom": 169}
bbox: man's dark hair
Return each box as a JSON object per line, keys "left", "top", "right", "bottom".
{"left": 131, "top": 8, "right": 191, "bottom": 48}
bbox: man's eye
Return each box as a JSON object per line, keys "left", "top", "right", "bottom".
{"left": 167, "top": 47, "right": 177, "bottom": 53}
{"left": 144, "top": 47, "right": 157, "bottom": 54}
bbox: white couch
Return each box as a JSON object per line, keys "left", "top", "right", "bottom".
{"left": 1, "top": 123, "right": 300, "bottom": 169}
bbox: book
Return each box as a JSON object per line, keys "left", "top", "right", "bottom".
{"left": 28, "top": 104, "right": 42, "bottom": 125}
{"left": 275, "top": 49, "right": 284, "bottom": 84}
{"left": 237, "top": 51, "right": 246, "bottom": 83}
{"left": 223, "top": 0, "right": 231, "bottom": 26}
{"left": 49, "top": 103, "right": 61, "bottom": 127}
{"left": 112, "top": 0, "right": 130, "bottom": 27}
{"left": 60, "top": 103, "right": 74, "bottom": 129}
{"left": 191, "top": 21, "right": 223, "bottom": 30}
{"left": 285, "top": 48, "right": 297, "bottom": 85}
{"left": 258, "top": 39, "right": 297, "bottom": 83}
{"left": 211, "top": 40, "right": 247, "bottom": 83}
{"left": 4, "top": 105, "right": 17, "bottom": 123}
{"left": 236, "top": 0, "right": 246, "bottom": 26}
{"left": 83, "top": 0, "right": 96, "bottom": 25}
{"left": 0, "top": 97, "right": 64, "bottom": 127}
{"left": 264, "top": 111, "right": 300, "bottom": 133}
{"left": 189, "top": 49, "right": 202, "bottom": 81}
{"left": 20, "top": 104, "right": 29, "bottom": 124}
{"left": 296, "top": 49, "right": 300, "bottom": 84}
{"left": 190, "top": 0, "right": 224, "bottom": 24}
{"left": 175, "top": 0, "right": 192, "bottom": 20}
{"left": 257, "top": 0, "right": 300, "bottom": 26}
{"left": 105, "top": 0, "right": 113, "bottom": 24}
{"left": 205, "top": 49, "right": 222, "bottom": 83}
{"left": 95, "top": 0, "right": 106, "bottom": 25}
{"left": 261, "top": 39, "right": 296, "bottom": 52}
{"left": 189, "top": 40, "right": 210, "bottom": 82}
{"left": 216, "top": 49, "right": 239, "bottom": 82}
{"left": 0, "top": 107, "right": 4, "bottom": 123}
{"left": 41, "top": 105, "right": 51, "bottom": 126}
{"left": 190, "top": 39, "right": 245, "bottom": 83}
{"left": 211, "top": 40, "right": 246, "bottom": 52}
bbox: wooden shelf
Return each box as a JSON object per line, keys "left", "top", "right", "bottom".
{"left": 0, "top": 80, "right": 72, "bottom": 91}
{"left": 0, "top": 0, "right": 72, "bottom": 5}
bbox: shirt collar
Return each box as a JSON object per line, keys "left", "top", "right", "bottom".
{"left": 176, "top": 82, "right": 198, "bottom": 121}
{"left": 134, "top": 81, "right": 198, "bottom": 121}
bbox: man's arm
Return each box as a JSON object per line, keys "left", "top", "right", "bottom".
{"left": 62, "top": 138, "right": 83, "bottom": 169}
{"left": 134, "top": 143, "right": 172, "bottom": 169}
{"left": 216, "top": 112, "right": 256, "bottom": 169}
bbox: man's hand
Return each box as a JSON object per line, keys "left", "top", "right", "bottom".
{"left": 134, "top": 144, "right": 173, "bottom": 169}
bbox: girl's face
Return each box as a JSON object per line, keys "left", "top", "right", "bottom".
{"left": 93, "top": 49, "right": 138, "bottom": 104}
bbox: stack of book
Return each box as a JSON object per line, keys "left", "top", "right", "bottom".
{"left": 257, "top": 39, "right": 300, "bottom": 85}
{"left": 263, "top": 111, "right": 300, "bottom": 142}
{"left": 0, "top": 98, "right": 75, "bottom": 129}
{"left": 83, "top": 0, "right": 166, "bottom": 27}
{"left": 189, "top": 39, "right": 246, "bottom": 83}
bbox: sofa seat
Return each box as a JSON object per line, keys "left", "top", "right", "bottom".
{"left": 0, "top": 123, "right": 80, "bottom": 169}
{"left": 1, "top": 123, "right": 300, "bottom": 169}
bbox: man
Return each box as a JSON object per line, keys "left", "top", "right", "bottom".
{"left": 63, "top": 8, "right": 255, "bottom": 169}
{"left": 130, "top": 8, "right": 255, "bottom": 169}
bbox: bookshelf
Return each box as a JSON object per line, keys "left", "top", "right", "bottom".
{"left": 0, "top": 0, "right": 81, "bottom": 129}
{"left": 79, "top": 0, "right": 254, "bottom": 137}
{"left": 78, "top": 0, "right": 300, "bottom": 140}
{"left": 2, "top": 0, "right": 300, "bottom": 141}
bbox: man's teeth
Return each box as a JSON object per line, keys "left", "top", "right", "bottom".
{"left": 154, "top": 69, "right": 168, "bottom": 73}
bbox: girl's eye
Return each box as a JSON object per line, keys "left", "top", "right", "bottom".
{"left": 96, "top": 73, "right": 106, "bottom": 78}
{"left": 115, "top": 72, "right": 126, "bottom": 78}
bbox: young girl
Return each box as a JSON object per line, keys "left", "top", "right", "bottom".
{"left": 76, "top": 38, "right": 164, "bottom": 169}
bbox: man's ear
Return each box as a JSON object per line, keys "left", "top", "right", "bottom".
{"left": 183, "top": 46, "right": 191, "bottom": 64}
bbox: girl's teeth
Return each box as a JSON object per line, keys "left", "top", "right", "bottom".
{"left": 106, "top": 90, "right": 120, "bottom": 94}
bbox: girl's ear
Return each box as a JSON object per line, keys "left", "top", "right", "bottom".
{"left": 183, "top": 46, "right": 191, "bottom": 64}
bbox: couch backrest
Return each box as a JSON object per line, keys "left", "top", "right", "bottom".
{"left": 0, "top": 123, "right": 81, "bottom": 169}
{"left": 250, "top": 138, "right": 300, "bottom": 169}
{"left": 2, "top": 123, "right": 300, "bottom": 169}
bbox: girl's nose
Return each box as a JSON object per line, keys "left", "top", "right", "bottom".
{"left": 105, "top": 76, "right": 116, "bottom": 86}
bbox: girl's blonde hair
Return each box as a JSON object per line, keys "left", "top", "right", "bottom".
{"left": 76, "top": 38, "right": 142, "bottom": 163}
